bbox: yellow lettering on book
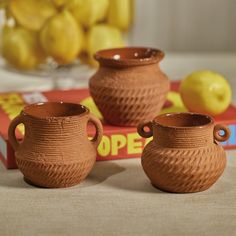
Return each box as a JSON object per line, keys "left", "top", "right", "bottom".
{"left": 0, "top": 93, "right": 23, "bottom": 105}
{"left": 98, "top": 135, "right": 110, "bottom": 157}
{"left": 17, "top": 124, "right": 25, "bottom": 134}
{"left": 0, "top": 93, "right": 25, "bottom": 135}
{"left": 145, "top": 137, "right": 152, "bottom": 145}
{"left": 3, "top": 104, "right": 23, "bottom": 116}
{"left": 93, "top": 132, "right": 153, "bottom": 158}
{"left": 111, "top": 134, "right": 127, "bottom": 155}
{"left": 127, "top": 133, "right": 142, "bottom": 154}
{"left": 160, "top": 91, "right": 187, "bottom": 114}
{"left": 80, "top": 97, "right": 103, "bottom": 120}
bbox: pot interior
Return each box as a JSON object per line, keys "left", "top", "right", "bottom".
{"left": 154, "top": 113, "right": 213, "bottom": 128}
{"left": 23, "top": 102, "right": 88, "bottom": 118}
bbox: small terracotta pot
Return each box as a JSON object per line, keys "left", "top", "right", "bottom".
{"left": 89, "top": 47, "right": 170, "bottom": 126}
{"left": 8, "top": 102, "right": 103, "bottom": 188}
{"left": 138, "top": 112, "right": 230, "bottom": 193}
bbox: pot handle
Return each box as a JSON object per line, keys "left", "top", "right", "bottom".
{"left": 88, "top": 113, "right": 103, "bottom": 148}
{"left": 213, "top": 124, "right": 230, "bottom": 142}
{"left": 8, "top": 113, "right": 25, "bottom": 151}
{"left": 137, "top": 121, "right": 153, "bottom": 138}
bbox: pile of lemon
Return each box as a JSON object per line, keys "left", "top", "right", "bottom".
{"left": 0, "top": 0, "right": 133, "bottom": 70}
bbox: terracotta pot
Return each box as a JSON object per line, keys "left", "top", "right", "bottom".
{"left": 8, "top": 102, "right": 103, "bottom": 188}
{"left": 89, "top": 47, "right": 170, "bottom": 126}
{"left": 138, "top": 112, "right": 230, "bottom": 193}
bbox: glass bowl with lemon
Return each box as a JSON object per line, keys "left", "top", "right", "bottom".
{"left": 0, "top": 0, "right": 134, "bottom": 88}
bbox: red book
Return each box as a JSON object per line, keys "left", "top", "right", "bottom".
{"left": 0, "top": 81, "right": 236, "bottom": 169}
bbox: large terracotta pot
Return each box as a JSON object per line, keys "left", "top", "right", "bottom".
{"left": 8, "top": 102, "right": 103, "bottom": 188}
{"left": 138, "top": 112, "right": 230, "bottom": 193}
{"left": 89, "top": 47, "right": 170, "bottom": 126}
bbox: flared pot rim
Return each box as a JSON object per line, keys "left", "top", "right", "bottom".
{"left": 21, "top": 102, "right": 89, "bottom": 120}
{"left": 94, "top": 47, "right": 164, "bottom": 67}
{"left": 153, "top": 112, "right": 214, "bottom": 130}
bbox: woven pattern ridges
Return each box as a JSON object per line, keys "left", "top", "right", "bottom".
{"left": 154, "top": 126, "right": 214, "bottom": 148}
{"left": 17, "top": 158, "right": 95, "bottom": 187}
{"left": 26, "top": 116, "right": 86, "bottom": 141}
{"left": 90, "top": 85, "right": 168, "bottom": 126}
{"left": 18, "top": 144, "right": 93, "bottom": 163}
{"left": 142, "top": 141, "right": 226, "bottom": 193}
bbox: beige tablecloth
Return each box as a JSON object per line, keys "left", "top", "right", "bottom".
{"left": 0, "top": 150, "right": 235, "bottom": 236}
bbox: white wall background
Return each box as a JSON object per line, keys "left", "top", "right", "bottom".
{"left": 130, "top": 0, "right": 236, "bottom": 52}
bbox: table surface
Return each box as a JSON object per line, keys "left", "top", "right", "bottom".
{"left": 0, "top": 53, "right": 235, "bottom": 236}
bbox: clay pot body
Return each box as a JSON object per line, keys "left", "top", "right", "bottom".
{"left": 8, "top": 102, "right": 103, "bottom": 188}
{"left": 138, "top": 113, "right": 230, "bottom": 193}
{"left": 89, "top": 47, "right": 170, "bottom": 126}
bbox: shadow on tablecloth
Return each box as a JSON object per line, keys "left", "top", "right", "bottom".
{"left": 88, "top": 160, "right": 164, "bottom": 193}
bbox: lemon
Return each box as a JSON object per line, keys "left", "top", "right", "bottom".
{"left": 107, "top": 0, "right": 132, "bottom": 30}
{"left": 52, "top": 0, "right": 68, "bottom": 8}
{"left": 9, "top": 0, "right": 56, "bottom": 31}
{"left": 180, "top": 70, "right": 232, "bottom": 116}
{"left": 0, "top": 0, "right": 7, "bottom": 9}
{"left": 1, "top": 25, "right": 45, "bottom": 70}
{"left": 68, "top": 0, "right": 109, "bottom": 28}
{"left": 86, "top": 24, "right": 125, "bottom": 66}
{"left": 39, "top": 10, "right": 83, "bottom": 65}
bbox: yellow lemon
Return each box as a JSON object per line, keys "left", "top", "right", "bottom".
{"left": 39, "top": 10, "right": 84, "bottom": 65}
{"left": 107, "top": 0, "right": 132, "bottom": 31}
{"left": 180, "top": 70, "right": 232, "bottom": 116}
{"left": 52, "top": 0, "right": 68, "bottom": 8}
{"left": 1, "top": 25, "right": 45, "bottom": 70}
{"left": 9, "top": 0, "right": 56, "bottom": 31}
{"left": 68, "top": 0, "right": 109, "bottom": 28}
{"left": 86, "top": 24, "right": 125, "bottom": 66}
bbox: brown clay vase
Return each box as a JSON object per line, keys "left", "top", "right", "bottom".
{"left": 137, "top": 112, "right": 230, "bottom": 193}
{"left": 8, "top": 102, "right": 103, "bottom": 188}
{"left": 89, "top": 47, "right": 170, "bottom": 126}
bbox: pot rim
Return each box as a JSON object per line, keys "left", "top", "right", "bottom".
{"left": 153, "top": 112, "right": 214, "bottom": 129}
{"left": 21, "top": 102, "right": 89, "bottom": 120}
{"left": 94, "top": 47, "right": 164, "bottom": 67}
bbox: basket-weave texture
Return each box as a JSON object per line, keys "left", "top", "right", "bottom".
{"left": 89, "top": 65, "right": 169, "bottom": 126}
{"left": 17, "top": 158, "right": 95, "bottom": 188}
{"left": 142, "top": 141, "right": 226, "bottom": 193}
